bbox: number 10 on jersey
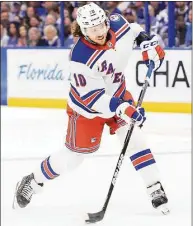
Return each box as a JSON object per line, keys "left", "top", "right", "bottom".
{"left": 74, "top": 73, "right": 87, "bottom": 87}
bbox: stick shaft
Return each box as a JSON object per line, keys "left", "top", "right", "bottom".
{"left": 101, "top": 64, "right": 154, "bottom": 214}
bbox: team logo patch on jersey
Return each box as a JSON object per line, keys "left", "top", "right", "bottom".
{"left": 110, "top": 14, "right": 120, "bottom": 22}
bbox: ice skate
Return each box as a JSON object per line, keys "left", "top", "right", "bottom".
{"left": 12, "top": 173, "right": 43, "bottom": 209}
{"left": 147, "top": 181, "right": 170, "bottom": 215}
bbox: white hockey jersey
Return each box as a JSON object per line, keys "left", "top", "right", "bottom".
{"left": 68, "top": 14, "right": 143, "bottom": 119}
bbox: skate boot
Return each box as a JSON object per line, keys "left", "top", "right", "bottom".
{"left": 147, "top": 181, "right": 170, "bottom": 215}
{"left": 13, "top": 173, "right": 43, "bottom": 209}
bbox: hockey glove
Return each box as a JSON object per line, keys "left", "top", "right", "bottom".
{"left": 140, "top": 35, "right": 165, "bottom": 71}
{"left": 115, "top": 99, "right": 146, "bottom": 127}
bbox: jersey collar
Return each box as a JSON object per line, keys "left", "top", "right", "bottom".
{"left": 81, "top": 29, "right": 116, "bottom": 50}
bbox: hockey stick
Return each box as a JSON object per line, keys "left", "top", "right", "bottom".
{"left": 85, "top": 62, "right": 154, "bottom": 224}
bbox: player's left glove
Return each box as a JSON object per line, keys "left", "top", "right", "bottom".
{"left": 140, "top": 35, "right": 165, "bottom": 71}
{"left": 114, "top": 99, "right": 146, "bottom": 128}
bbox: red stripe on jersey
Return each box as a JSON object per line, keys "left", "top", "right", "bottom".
{"left": 114, "top": 81, "right": 126, "bottom": 98}
{"left": 70, "top": 88, "right": 98, "bottom": 113}
{"left": 83, "top": 90, "right": 103, "bottom": 105}
{"left": 116, "top": 24, "right": 129, "bottom": 37}
{"left": 87, "top": 50, "right": 101, "bottom": 67}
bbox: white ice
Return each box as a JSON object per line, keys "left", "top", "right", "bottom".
{"left": 1, "top": 106, "right": 191, "bottom": 226}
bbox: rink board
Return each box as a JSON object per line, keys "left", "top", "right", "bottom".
{"left": 1, "top": 48, "right": 192, "bottom": 113}
{"left": 7, "top": 98, "right": 191, "bottom": 113}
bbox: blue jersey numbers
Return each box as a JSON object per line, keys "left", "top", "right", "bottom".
{"left": 74, "top": 73, "right": 86, "bottom": 87}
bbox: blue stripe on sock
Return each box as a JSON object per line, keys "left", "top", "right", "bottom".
{"left": 47, "top": 156, "right": 59, "bottom": 177}
{"left": 130, "top": 149, "right": 151, "bottom": 161}
{"left": 41, "top": 161, "right": 51, "bottom": 179}
{"left": 135, "top": 159, "right": 156, "bottom": 171}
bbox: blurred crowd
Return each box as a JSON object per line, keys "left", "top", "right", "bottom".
{"left": 0, "top": 1, "right": 192, "bottom": 48}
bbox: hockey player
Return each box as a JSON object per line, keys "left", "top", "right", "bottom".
{"left": 13, "top": 3, "right": 169, "bottom": 214}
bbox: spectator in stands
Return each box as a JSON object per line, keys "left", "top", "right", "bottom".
{"left": 38, "top": 25, "right": 60, "bottom": 47}
{"left": 11, "top": 2, "right": 22, "bottom": 18}
{"left": 29, "top": 16, "right": 40, "bottom": 28}
{"left": 13, "top": 15, "right": 22, "bottom": 23}
{"left": 132, "top": 2, "right": 145, "bottom": 24}
{"left": 176, "top": 14, "right": 186, "bottom": 46}
{"left": 64, "top": 1, "right": 77, "bottom": 15}
{"left": 0, "top": 24, "right": 9, "bottom": 47}
{"left": 45, "top": 14, "right": 56, "bottom": 26}
{"left": 0, "top": 1, "right": 191, "bottom": 48}
{"left": 1, "top": 2, "right": 11, "bottom": 13}
{"left": 155, "top": 5, "right": 168, "bottom": 37}
{"left": 1, "top": 2, "right": 18, "bottom": 23}
{"left": 28, "top": 27, "right": 41, "bottom": 46}
{"left": 116, "top": 2, "right": 131, "bottom": 12}
{"left": 24, "top": 6, "right": 36, "bottom": 28}
{"left": 17, "top": 25, "right": 28, "bottom": 46}
{"left": 18, "top": 3, "right": 27, "bottom": 19}
{"left": 185, "top": 10, "right": 192, "bottom": 47}
{"left": 123, "top": 7, "right": 137, "bottom": 23}
{"left": 29, "top": 16, "right": 42, "bottom": 29}
{"left": 43, "top": 1, "right": 58, "bottom": 14}
{"left": 64, "top": 16, "right": 74, "bottom": 48}
{"left": 44, "top": 13, "right": 59, "bottom": 35}
{"left": 48, "top": 4, "right": 60, "bottom": 26}
{"left": 7, "top": 21, "right": 20, "bottom": 47}
{"left": 102, "top": 1, "right": 122, "bottom": 14}
{"left": 26, "top": 6, "right": 36, "bottom": 18}
{"left": 175, "top": 1, "right": 189, "bottom": 18}
{"left": 72, "top": 7, "right": 78, "bottom": 20}
{"left": 26, "top": 1, "right": 46, "bottom": 19}
{"left": 148, "top": 4, "right": 160, "bottom": 33}
{"left": 70, "top": 20, "right": 79, "bottom": 44}
{"left": 27, "top": 1, "right": 41, "bottom": 8}
{"left": 64, "top": 8, "right": 70, "bottom": 18}
{"left": 1, "top": 11, "right": 10, "bottom": 29}
{"left": 150, "top": 2, "right": 166, "bottom": 16}
{"left": 189, "top": 2, "right": 192, "bottom": 10}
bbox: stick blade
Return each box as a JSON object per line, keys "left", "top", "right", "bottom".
{"left": 85, "top": 210, "right": 105, "bottom": 224}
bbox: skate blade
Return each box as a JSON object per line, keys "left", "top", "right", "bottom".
{"left": 157, "top": 204, "right": 170, "bottom": 215}
{"left": 12, "top": 181, "right": 20, "bottom": 209}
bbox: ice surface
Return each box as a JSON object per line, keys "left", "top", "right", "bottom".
{"left": 1, "top": 106, "right": 191, "bottom": 226}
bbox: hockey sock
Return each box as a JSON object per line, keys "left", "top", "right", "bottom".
{"left": 130, "top": 148, "right": 161, "bottom": 187}
{"left": 33, "top": 147, "right": 84, "bottom": 184}
{"left": 116, "top": 126, "right": 161, "bottom": 187}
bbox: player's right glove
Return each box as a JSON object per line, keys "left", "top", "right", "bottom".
{"left": 140, "top": 35, "right": 165, "bottom": 71}
{"left": 114, "top": 99, "right": 146, "bottom": 127}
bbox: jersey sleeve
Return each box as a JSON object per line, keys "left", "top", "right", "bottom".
{"left": 68, "top": 61, "right": 115, "bottom": 119}
{"left": 110, "top": 13, "right": 145, "bottom": 46}
{"left": 117, "top": 13, "right": 144, "bottom": 38}
{"left": 129, "top": 23, "right": 144, "bottom": 39}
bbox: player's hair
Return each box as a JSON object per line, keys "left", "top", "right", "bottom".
{"left": 71, "top": 10, "right": 110, "bottom": 38}
{"left": 71, "top": 20, "right": 83, "bottom": 38}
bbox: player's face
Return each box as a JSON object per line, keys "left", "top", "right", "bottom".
{"left": 86, "top": 22, "right": 108, "bottom": 45}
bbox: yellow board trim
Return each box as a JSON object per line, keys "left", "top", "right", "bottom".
{"left": 142, "top": 102, "right": 191, "bottom": 113}
{"left": 8, "top": 98, "right": 67, "bottom": 109}
{"left": 8, "top": 98, "right": 191, "bottom": 113}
